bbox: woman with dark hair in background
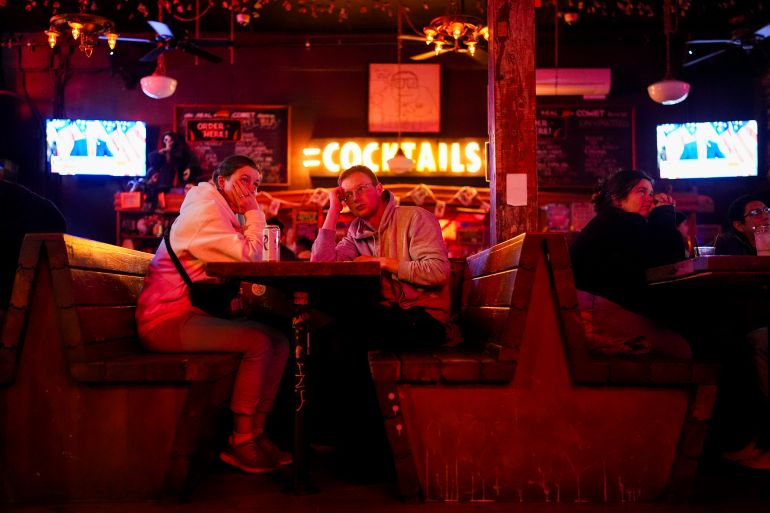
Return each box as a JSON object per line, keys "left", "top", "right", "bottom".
{"left": 136, "top": 155, "right": 290, "bottom": 475}
{"left": 569, "top": 169, "right": 691, "bottom": 358}
{"left": 147, "top": 131, "right": 201, "bottom": 190}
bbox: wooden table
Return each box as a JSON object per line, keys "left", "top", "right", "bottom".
{"left": 646, "top": 255, "right": 770, "bottom": 325}
{"left": 206, "top": 261, "right": 381, "bottom": 494}
{"left": 647, "top": 257, "right": 770, "bottom": 457}
{"left": 647, "top": 255, "right": 770, "bottom": 287}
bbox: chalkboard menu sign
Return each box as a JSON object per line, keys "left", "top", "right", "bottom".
{"left": 537, "top": 105, "right": 635, "bottom": 188}
{"left": 175, "top": 105, "right": 290, "bottom": 186}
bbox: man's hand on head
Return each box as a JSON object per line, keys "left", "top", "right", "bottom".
{"left": 327, "top": 187, "right": 344, "bottom": 214}
{"left": 354, "top": 255, "right": 399, "bottom": 274}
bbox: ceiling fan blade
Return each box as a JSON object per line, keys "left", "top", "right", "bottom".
{"left": 99, "top": 35, "right": 154, "bottom": 44}
{"left": 686, "top": 38, "right": 739, "bottom": 45}
{"left": 147, "top": 20, "right": 174, "bottom": 39}
{"left": 188, "top": 38, "right": 235, "bottom": 47}
{"left": 683, "top": 48, "right": 727, "bottom": 67}
{"left": 139, "top": 45, "right": 168, "bottom": 63}
{"left": 754, "top": 22, "right": 770, "bottom": 39}
{"left": 398, "top": 34, "right": 427, "bottom": 42}
{"left": 181, "top": 44, "right": 223, "bottom": 63}
{"left": 410, "top": 49, "right": 441, "bottom": 61}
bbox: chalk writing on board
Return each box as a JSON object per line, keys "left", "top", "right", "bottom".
{"left": 537, "top": 106, "right": 634, "bottom": 188}
{"left": 176, "top": 105, "right": 290, "bottom": 186}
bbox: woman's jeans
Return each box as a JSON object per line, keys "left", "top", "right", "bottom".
{"left": 141, "top": 313, "right": 289, "bottom": 415}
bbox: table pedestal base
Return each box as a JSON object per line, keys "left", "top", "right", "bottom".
{"left": 289, "top": 291, "right": 316, "bottom": 494}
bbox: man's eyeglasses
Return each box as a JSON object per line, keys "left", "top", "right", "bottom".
{"left": 744, "top": 207, "right": 770, "bottom": 218}
{"left": 341, "top": 183, "right": 374, "bottom": 203}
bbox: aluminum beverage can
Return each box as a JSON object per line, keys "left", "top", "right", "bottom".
{"left": 263, "top": 225, "right": 281, "bottom": 261}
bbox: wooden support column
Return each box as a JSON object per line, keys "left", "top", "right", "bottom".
{"left": 487, "top": 0, "right": 538, "bottom": 244}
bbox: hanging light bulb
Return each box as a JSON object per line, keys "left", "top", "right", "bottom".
{"left": 69, "top": 21, "right": 83, "bottom": 40}
{"left": 450, "top": 21, "right": 466, "bottom": 39}
{"left": 105, "top": 32, "right": 119, "bottom": 50}
{"left": 434, "top": 40, "right": 444, "bottom": 55}
{"left": 424, "top": 27, "right": 437, "bottom": 44}
{"left": 45, "top": 29, "right": 59, "bottom": 49}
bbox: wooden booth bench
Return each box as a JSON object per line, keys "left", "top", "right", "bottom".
{"left": 0, "top": 234, "right": 241, "bottom": 502}
{"left": 369, "top": 233, "right": 719, "bottom": 503}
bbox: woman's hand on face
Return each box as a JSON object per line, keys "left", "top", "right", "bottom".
{"left": 232, "top": 180, "right": 259, "bottom": 214}
{"left": 653, "top": 193, "right": 676, "bottom": 208}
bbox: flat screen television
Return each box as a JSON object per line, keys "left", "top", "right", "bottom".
{"left": 46, "top": 118, "right": 147, "bottom": 177}
{"left": 656, "top": 120, "right": 758, "bottom": 179}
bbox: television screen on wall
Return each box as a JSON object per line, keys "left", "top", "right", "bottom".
{"left": 46, "top": 118, "right": 147, "bottom": 177}
{"left": 656, "top": 120, "right": 758, "bottom": 179}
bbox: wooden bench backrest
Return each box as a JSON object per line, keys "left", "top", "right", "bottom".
{"left": 38, "top": 233, "right": 152, "bottom": 363}
{"left": 459, "top": 233, "right": 547, "bottom": 361}
{"left": 541, "top": 235, "right": 592, "bottom": 369}
{"left": 0, "top": 237, "right": 47, "bottom": 383}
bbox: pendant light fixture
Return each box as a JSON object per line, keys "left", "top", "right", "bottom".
{"left": 648, "top": 0, "right": 690, "bottom": 105}
{"left": 387, "top": 2, "right": 415, "bottom": 175}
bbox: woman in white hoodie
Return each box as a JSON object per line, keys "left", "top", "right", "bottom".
{"left": 136, "top": 155, "right": 290, "bottom": 474}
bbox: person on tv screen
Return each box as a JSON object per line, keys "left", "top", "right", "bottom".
{"left": 679, "top": 123, "right": 725, "bottom": 160}
{"left": 68, "top": 121, "right": 113, "bottom": 157}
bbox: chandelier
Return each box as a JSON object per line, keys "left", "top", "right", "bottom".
{"left": 422, "top": 15, "right": 489, "bottom": 56}
{"left": 45, "top": 13, "right": 119, "bottom": 58}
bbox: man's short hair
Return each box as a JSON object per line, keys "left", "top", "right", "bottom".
{"left": 337, "top": 165, "right": 379, "bottom": 186}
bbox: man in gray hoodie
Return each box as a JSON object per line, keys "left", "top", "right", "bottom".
{"left": 309, "top": 165, "right": 451, "bottom": 478}
{"left": 311, "top": 165, "right": 450, "bottom": 349}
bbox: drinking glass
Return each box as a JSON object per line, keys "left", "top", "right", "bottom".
{"left": 753, "top": 225, "right": 770, "bottom": 256}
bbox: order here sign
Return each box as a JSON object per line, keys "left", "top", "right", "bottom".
{"left": 186, "top": 120, "right": 242, "bottom": 142}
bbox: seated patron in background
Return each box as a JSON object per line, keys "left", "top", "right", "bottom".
{"left": 294, "top": 237, "right": 312, "bottom": 260}
{"left": 136, "top": 155, "right": 290, "bottom": 475}
{"left": 147, "top": 131, "right": 200, "bottom": 191}
{"left": 714, "top": 194, "right": 770, "bottom": 256}
{"left": 0, "top": 175, "right": 67, "bottom": 318}
{"left": 713, "top": 193, "right": 770, "bottom": 470}
{"left": 570, "top": 170, "right": 691, "bottom": 358}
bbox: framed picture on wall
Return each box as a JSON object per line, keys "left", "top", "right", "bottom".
{"left": 175, "top": 105, "right": 290, "bottom": 186}
{"left": 368, "top": 63, "right": 440, "bottom": 133}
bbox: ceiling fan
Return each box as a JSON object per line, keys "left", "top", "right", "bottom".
{"left": 399, "top": 34, "right": 488, "bottom": 63}
{"left": 683, "top": 21, "right": 770, "bottom": 67}
{"left": 104, "top": 20, "right": 234, "bottom": 63}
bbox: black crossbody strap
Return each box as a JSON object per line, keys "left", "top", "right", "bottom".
{"left": 163, "top": 233, "right": 194, "bottom": 288}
